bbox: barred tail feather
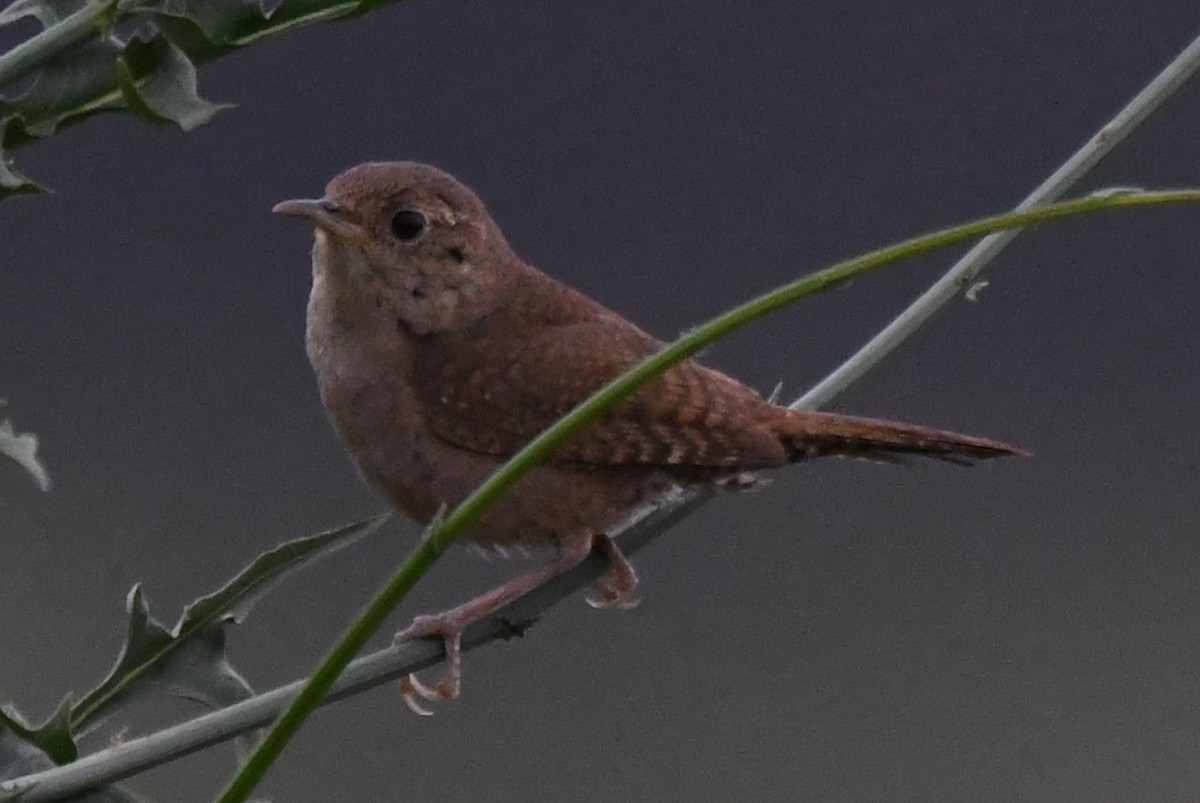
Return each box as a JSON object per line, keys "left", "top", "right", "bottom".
{"left": 777, "top": 410, "right": 1027, "bottom": 465}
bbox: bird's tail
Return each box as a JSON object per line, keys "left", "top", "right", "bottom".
{"left": 774, "top": 409, "right": 1027, "bottom": 465}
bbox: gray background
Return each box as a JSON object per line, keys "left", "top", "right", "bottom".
{"left": 5, "top": 2, "right": 1200, "bottom": 800}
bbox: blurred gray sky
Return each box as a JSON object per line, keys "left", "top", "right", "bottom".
{"left": 4, "top": 2, "right": 1200, "bottom": 800}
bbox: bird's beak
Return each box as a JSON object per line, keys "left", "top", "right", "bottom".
{"left": 272, "top": 198, "right": 369, "bottom": 242}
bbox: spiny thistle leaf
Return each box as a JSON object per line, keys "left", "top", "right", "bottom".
{"left": 0, "top": 700, "right": 144, "bottom": 800}
{"left": 0, "top": 0, "right": 80, "bottom": 27}
{"left": 0, "top": 697, "right": 75, "bottom": 767}
{"left": 117, "top": 33, "right": 233, "bottom": 129}
{"left": 69, "top": 585, "right": 255, "bottom": 738}
{"left": 0, "top": 413, "right": 50, "bottom": 491}
{"left": 0, "top": 0, "right": 402, "bottom": 198}
{"left": 150, "top": 0, "right": 272, "bottom": 45}
{"left": 69, "top": 515, "right": 388, "bottom": 734}
{"left": 0, "top": 145, "right": 39, "bottom": 194}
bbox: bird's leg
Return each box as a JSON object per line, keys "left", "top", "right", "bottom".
{"left": 585, "top": 533, "right": 641, "bottom": 610}
{"left": 395, "top": 532, "right": 599, "bottom": 715}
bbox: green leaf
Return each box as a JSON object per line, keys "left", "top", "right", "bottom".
{"left": 69, "top": 515, "right": 388, "bottom": 734}
{"left": 151, "top": 0, "right": 271, "bottom": 45}
{"left": 70, "top": 585, "right": 254, "bottom": 737}
{"left": 0, "top": 697, "right": 75, "bottom": 768}
{"left": 0, "top": 1, "right": 46, "bottom": 27}
{"left": 0, "top": 0, "right": 405, "bottom": 193}
{"left": 1, "top": 36, "right": 123, "bottom": 141}
{"left": 117, "top": 33, "right": 232, "bottom": 130}
{"left": 181, "top": 513, "right": 391, "bottom": 626}
{"left": 0, "top": 142, "right": 41, "bottom": 195}
{"left": 0, "top": 413, "right": 51, "bottom": 491}
{"left": 0, "top": 0, "right": 85, "bottom": 28}
{"left": 0, "top": 699, "right": 145, "bottom": 800}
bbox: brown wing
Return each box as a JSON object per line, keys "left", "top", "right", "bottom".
{"left": 413, "top": 318, "right": 788, "bottom": 469}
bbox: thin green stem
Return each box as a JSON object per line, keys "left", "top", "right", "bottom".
{"left": 217, "top": 188, "right": 1200, "bottom": 802}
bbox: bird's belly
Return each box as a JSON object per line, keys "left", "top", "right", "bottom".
{"left": 331, "top": 390, "right": 672, "bottom": 546}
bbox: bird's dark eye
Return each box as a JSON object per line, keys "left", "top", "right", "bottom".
{"left": 390, "top": 209, "right": 427, "bottom": 242}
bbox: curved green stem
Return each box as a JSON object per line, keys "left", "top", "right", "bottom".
{"left": 217, "top": 188, "right": 1200, "bottom": 802}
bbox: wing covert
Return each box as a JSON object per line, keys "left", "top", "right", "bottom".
{"left": 413, "top": 319, "right": 788, "bottom": 469}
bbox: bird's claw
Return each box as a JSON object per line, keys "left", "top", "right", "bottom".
{"left": 585, "top": 586, "right": 642, "bottom": 610}
{"left": 399, "top": 671, "right": 458, "bottom": 716}
{"left": 390, "top": 533, "right": 641, "bottom": 715}
{"left": 394, "top": 617, "right": 464, "bottom": 716}
{"left": 586, "top": 533, "right": 640, "bottom": 611}
{"left": 399, "top": 674, "right": 436, "bottom": 716}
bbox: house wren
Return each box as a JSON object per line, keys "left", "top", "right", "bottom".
{"left": 274, "top": 162, "right": 1023, "bottom": 714}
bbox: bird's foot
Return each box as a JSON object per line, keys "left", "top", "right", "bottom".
{"left": 393, "top": 533, "right": 636, "bottom": 714}
{"left": 393, "top": 614, "right": 465, "bottom": 716}
{"left": 585, "top": 533, "right": 641, "bottom": 610}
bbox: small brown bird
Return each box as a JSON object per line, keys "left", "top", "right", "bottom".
{"left": 274, "top": 162, "right": 1023, "bottom": 714}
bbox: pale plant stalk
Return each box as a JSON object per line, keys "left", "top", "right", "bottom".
{"left": 5, "top": 25, "right": 1200, "bottom": 803}
{"left": 0, "top": 0, "right": 112, "bottom": 90}
{"left": 0, "top": 0, "right": 369, "bottom": 94}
